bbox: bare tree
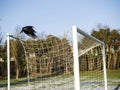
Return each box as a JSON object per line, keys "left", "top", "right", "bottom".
{"left": 0, "top": 33, "right": 2, "bottom": 44}
{"left": 0, "top": 27, "right": 2, "bottom": 44}
{"left": 14, "top": 26, "right": 25, "bottom": 40}
{"left": 0, "top": 19, "right": 2, "bottom": 44}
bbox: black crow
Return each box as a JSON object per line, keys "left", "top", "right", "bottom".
{"left": 20, "top": 26, "right": 37, "bottom": 39}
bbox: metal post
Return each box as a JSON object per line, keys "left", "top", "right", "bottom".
{"left": 102, "top": 44, "right": 108, "bottom": 90}
{"left": 7, "top": 33, "right": 10, "bottom": 90}
{"left": 72, "top": 26, "right": 80, "bottom": 90}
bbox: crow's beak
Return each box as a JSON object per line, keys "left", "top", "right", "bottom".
{"left": 20, "top": 30, "right": 23, "bottom": 33}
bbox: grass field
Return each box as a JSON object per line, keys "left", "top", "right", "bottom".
{"left": 0, "top": 70, "right": 120, "bottom": 90}
{"left": 107, "top": 69, "right": 120, "bottom": 90}
{"left": 107, "top": 69, "right": 120, "bottom": 79}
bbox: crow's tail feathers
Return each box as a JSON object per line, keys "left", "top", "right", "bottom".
{"left": 32, "top": 35, "right": 37, "bottom": 39}
{"left": 28, "top": 33, "right": 37, "bottom": 39}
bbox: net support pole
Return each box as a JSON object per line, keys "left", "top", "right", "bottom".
{"left": 72, "top": 26, "right": 80, "bottom": 90}
{"left": 102, "top": 44, "right": 108, "bottom": 90}
{"left": 7, "top": 33, "right": 10, "bottom": 90}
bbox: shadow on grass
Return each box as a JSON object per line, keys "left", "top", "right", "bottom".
{"left": 0, "top": 74, "right": 60, "bottom": 88}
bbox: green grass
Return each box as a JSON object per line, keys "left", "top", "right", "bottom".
{"left": 107, "top": 69, "right": 120, "bottom": 79}
{"left": 0, "top": 77, "right": 28, "bottom": 87}
{"left": 79, "top": 69, "right": 120, "bottom": 79}
{"left": 0, "top": 79, "right": 7, "bottom": 84}
{"left": 80, "top": 70, "right": 104, "bottom": 79}
{"left": 106, "top": 70, "right": 120, "bottom": 86}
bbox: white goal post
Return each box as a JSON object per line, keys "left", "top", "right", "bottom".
{"left": 72, "top": 25, "right": 107, "bottom": 90}
{"left": 7, "top": 33, "right": 10, "bottom": 90}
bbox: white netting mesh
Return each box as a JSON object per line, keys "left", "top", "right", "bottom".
{"left": 22, "top": 35, "right": 74, "bottom": 90}
{"left": 1, "top": 29, "right": 108, "bottom": 90}
{"left": 20, "top": 32, "right": 105, "bottom": 90}
{"left": 8, "top": 32, "right": 105, "bottom": 90}
{"left": 77, "top": 33, "right": 105, "bottom": 90}
{"left": 1, "top": 27, "right": 120, "bottom": 90}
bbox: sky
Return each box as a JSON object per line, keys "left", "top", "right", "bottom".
{"left": 0, "top": 0, "right": 120, "bottom": 41}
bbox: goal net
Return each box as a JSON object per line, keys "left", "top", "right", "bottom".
{"left": 23, "top": 35, "right": 74, "bottom": 90}
{"left": 7, "top": 33, "right": 74, "bottom": 90}
{"left": 6, "top": 26, "right": 107, "bottom": 90}
{"left": 72, "top": 26, "right": 107, "bottom": 90}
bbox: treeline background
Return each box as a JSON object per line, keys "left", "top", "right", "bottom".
{"left": 0, "top": 26, "right": 120, "bottom": 80}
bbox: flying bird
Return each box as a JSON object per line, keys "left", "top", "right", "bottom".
{"left": 20, "top": 26, "right": 37, "bottom": 39}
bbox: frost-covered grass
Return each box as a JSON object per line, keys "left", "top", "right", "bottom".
{"left": 2, "top": 74, "right": 74, "bottom": 90}
{"left": 1, "top": 78, "right": 119, "bottom": 90}
{"left": 0, "top": 70, "right": 120, "bottom": 90}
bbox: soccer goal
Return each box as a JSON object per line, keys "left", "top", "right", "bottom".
{"left": 7, "top": 33, "right": 74, "bottom": 90}
{"left": 6, "top": 26, "right": 107, "bottom": 90}
{"left": 72, "top": 26, "right": 107, "bottom": 90}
